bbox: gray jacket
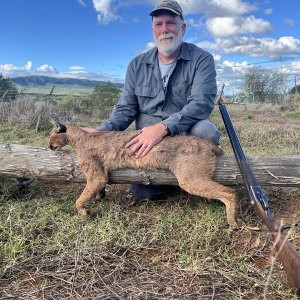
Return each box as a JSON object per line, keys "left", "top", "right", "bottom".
{"left": 97, "top": 42, "right": 217, "bottom": 136}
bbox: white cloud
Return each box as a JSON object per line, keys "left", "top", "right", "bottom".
{"left": 198, "top": 36, "right": 300, "bottom": 58}
{"left": 214, "top": 58, "right": 254, "bottom": 91}
{"left": 25, "top": 61, "right": 33, "bottom": 71}
{"left": 0, "top": 60, "right": 123, "bottom": 82}
{"left": 92, "top": 0, "right": 122, "bottom": 24}
{"left": 178, "top": 0, "right": 257, "bottom": 18}
{"left": 0, "top": 61, "right": 33, "bottom": 77}
{"left": 290, "top": 61, "right": 300, "bottom": 71}
{"left": 36, "top": 64, "right": 58, "bottom": 74}
{"left": 141, "top": 42, "right": 155, "bottom": 53}
{"left": 264, "top": 8, "right": 273, "bottom": 15}
{"left": 206, "top": 16, "right": 273, "bottom": 38}
{"left": 284, "top": 18, "right": 295, "bottom": 27}
{"left": 77, "top": 0, "right": 86, "bottom": 6}
{"left": 69, "top": 66, "right": 85, "bottom": 71}
{"left": 213, "top": 54, "right": 222, "bottom": 63}
{"left": 185, "top": 18, "right": 204, "bottom": 31}
{"left": 89, "top": 0, "right": 257, "bottom": 24}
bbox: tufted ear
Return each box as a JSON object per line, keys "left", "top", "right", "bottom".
{"left": 57, "top": 123, "right": 67, "bottom": 133}
{"left": 49, "top": 117, "right": 67, "bottom": 133}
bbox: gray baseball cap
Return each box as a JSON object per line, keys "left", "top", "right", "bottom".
{"left": 149, "top": 0, "right": 183, "bottom": 18}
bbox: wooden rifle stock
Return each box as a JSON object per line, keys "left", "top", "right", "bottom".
{"left": 217, "top": 85, "right": 300, "bottom": 295}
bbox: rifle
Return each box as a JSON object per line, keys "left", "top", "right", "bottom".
{"left": 217, "top": 84, "right": 300, "bottom": 296}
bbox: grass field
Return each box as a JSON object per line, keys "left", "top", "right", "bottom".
{"left": 0, "top": 102, "right": 300, "bottom": 299}
{"left": 16, "top": 85, "right": 94, "bottom": 96}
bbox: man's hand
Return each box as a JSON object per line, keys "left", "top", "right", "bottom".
{"left": 125, "top": 123, "right": 168, "bottom": 158}
{"left": 81, "top": 127, "right": 99, "bottom": 133}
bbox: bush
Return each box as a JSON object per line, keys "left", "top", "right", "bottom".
{"left": 90, "top": 83, "right": 121, "bottom": 110}
{"left": 290, "top": 85, "right": 300, "bottom": 94}
{"left": 0, "top": 74, "right": 18, "bottom": 101}
{"left": 0, "top": 95, "right": 64, "bottom": 130}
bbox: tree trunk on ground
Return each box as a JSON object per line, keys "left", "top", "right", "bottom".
{"left": 1, "top": 143, "right": 300, "bottom": 187}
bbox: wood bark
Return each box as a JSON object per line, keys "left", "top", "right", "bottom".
{"left": 1, "top": 143, "right": 300, "bottom": 187}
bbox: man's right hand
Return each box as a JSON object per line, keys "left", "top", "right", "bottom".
{"left": 125, "top": 123, "right": 168, "bottom": 158}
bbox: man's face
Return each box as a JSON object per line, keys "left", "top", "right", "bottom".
{"left": 152, "top": 14, "right": 186, "bottom": 58}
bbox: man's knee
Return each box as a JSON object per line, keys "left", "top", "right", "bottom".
{"left": 188, "top": 120, "right": 220, "bottom": 145}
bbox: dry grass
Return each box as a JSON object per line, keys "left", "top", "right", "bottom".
{"left": 211, "top": 102, "right": 300, "bottom": 156}
{"left": 1, "top": 103, "right": 300, "bottom": 299}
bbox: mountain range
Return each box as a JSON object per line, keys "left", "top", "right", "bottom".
{"left": 11, "top": 75, "right": 123, "bottom": 88}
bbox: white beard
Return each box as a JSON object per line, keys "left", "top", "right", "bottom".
{"left": 154, "top": 31, "right": 183, "bottom": 57}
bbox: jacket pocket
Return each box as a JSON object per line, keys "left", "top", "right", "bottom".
{"left": 171, "top": 83, "right": 191, "bottom": 108}
{"left": 135, "top": 86, "right": 160, "bottom": 114}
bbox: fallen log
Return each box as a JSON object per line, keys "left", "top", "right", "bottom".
{"left": 1, "top": 143, "right": 300, "bottom": 187}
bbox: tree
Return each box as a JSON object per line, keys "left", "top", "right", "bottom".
{"left": 241, "top": 68, "right": 286, "bottom": 103}
{"left": 0, "top": 74, "right": 18, "bottom": 101}
{"left": 90, "top": 83, "right": 121, "bottom": 109}
{"left": 290, "top": 84, "right": 300, "bottom": 94}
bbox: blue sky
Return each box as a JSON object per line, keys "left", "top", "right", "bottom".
{"left": 1, "top": 0, "right": 300, "bottom": 89}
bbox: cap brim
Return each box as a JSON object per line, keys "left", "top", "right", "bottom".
{"left": 149, "top": 8, "right": 182, "bottom": 17}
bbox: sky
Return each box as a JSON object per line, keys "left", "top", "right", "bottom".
{"left": 1, "top": 0, "right": 300, "bottom": 92}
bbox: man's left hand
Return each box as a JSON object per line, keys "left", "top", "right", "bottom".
{"left": 125, "top": 123, "right": 168, "bottom": 158}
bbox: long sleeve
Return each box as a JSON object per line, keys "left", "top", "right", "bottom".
{"left": 96, "top": 60, "right": 139, "bottom": 131}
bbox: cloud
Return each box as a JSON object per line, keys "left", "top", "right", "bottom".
{"left": 198, "top": 36, "right": 300, "bottom": 58}
{"left": 25, "top": 61, "right": 32, "bottom": 71}
{"left": 0, "top": 61, "right": 33, "bottom": 77}
{"left": 284, "top": 18, "right": 295, "bottom": 27}
{"left": 185, "top": 18, "right": 205, "bottom": 31}
{"left": 36, "top": 64, "right": 58, "bottom": 75}
{"left": 140, "top": 42, "right": 155, "bottom": 53}
{"left": 92, "top": 0, "right": 122, "bottom": 24}
{"left": 214, "top": 58, "right": 254, "bottom": 90}
{"left": 179, "top": 0, "right": 257, "bottom": 18}
{"left": 213, "top": 54, "right": 222, "bottom": 63}
{"left": 89, "top": 0, "right": 257, "bottom": 24}
{"left": 0, "top": 60, "right": 123, "bottom": 82}
{"left": 69, "top": 66, "right": 85, "bottom": 71}
{"left": 77, "top": 0, "right": 86, "bottom": 6}
{"left": 264, "top": 8, "right": 273, "bottom": 15}
{"left": 206, "top": 16, "right": 273, "bottom": 38}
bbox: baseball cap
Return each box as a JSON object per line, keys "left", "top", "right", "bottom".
{"left": 149, "top": 0, "right": 183, "bottom": 18}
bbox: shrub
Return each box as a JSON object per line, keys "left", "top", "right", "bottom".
{"left": 0, "top": 74, "right": 18, "bottom": 101}
{"left": 90, "top": 83, "right": 121, "bottom": 110}
{"left": 0, "top": 95, "right": 63, "bottom": 130}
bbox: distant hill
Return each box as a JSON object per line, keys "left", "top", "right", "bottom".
{"left": 11, "top": 75, "right": 123, "bottom": 88}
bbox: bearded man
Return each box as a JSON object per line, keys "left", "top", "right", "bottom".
{"left": 83, "top": 0, "right": 219, "bottom": 201}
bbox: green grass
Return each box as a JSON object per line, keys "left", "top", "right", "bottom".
{"left": 282, "top": 109, "right": 300, "bottom": 118}
{"left": 15, "top": 85, "right": 93, "bottom": 96}
{"left": 0, "top": 180, "right": 297, "bottom": 299}
{"left": 0, "top": 123, "right": 48, "bottom": 147}
{"left": 0, "top": 103, "right": 300, "bottom": 299}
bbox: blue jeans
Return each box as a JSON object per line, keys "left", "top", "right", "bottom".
{"left": 130, "top": 120, "right": 220, "bottom": 201}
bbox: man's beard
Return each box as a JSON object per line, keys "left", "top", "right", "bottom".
{"left": 154, "top": 31, "right": 183, "bottom": 57}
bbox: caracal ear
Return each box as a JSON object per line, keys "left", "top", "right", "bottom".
{"left": 49, "top": 117, "right": 66, "bottom": 133}
{"left": 49, "top": 117, "right": 59, "bottom": 128}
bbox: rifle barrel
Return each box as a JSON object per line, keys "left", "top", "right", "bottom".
{"left": 217, "top": 89, "right": 300, "bottom": 295}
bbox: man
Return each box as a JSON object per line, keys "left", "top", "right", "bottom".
{"left": 84, "top": 0, "right": 219, "bottom": 201}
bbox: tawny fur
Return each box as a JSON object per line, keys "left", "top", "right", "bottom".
{"left": 48, "top": 124, "right": 238, "bottom": 228}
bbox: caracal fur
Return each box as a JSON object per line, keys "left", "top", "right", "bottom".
{"left": 48, "top": 121, "right": 238, "bottom": 228}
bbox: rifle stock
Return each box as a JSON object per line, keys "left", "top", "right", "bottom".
{"left": 217, "top": 85, "right": 300, "bottom": 295}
